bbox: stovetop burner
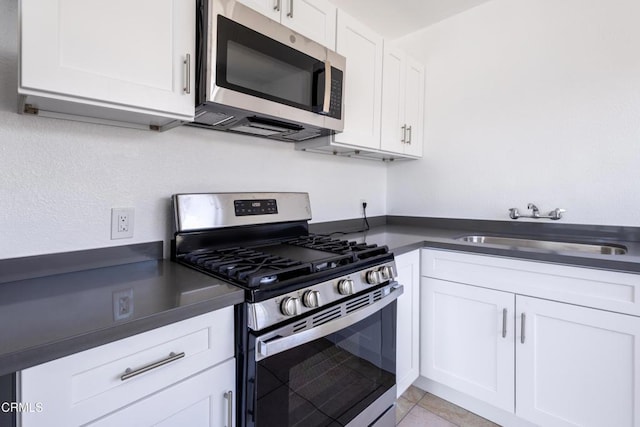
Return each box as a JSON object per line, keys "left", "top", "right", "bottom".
{"left": 181, "top": 235, "right": 389, "bottom": 289}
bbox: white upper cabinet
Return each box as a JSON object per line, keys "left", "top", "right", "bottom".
{"left": 19, "top": 0, "right": 195, "bottom": 130}
{"left": 333, "top": 9, "right": 383, "bottom": 150}
{"left": 235, "top": 0, "right": 281, "bottom": 20}
{"left": 237, "top": 0, "right": 336, "bottom": 48}
{"left": 402, "top": 57, "right": 425, "bottom": 157}
{"left": 380, "top": 47, "right": 424, "bottom": 157}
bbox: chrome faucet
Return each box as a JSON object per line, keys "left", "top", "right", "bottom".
{"left": 508, "top": 204, "right": 565, "bottom": 220}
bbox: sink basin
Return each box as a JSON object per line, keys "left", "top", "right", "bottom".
{"left": 456, "top": 235, "right": 627, "bottom": 255}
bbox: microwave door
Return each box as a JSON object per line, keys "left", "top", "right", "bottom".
{"left": 216, "top": 15, "right": 318, "bottom": 113}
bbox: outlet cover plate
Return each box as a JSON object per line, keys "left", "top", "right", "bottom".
{"left": 111, "top": 208, "right": 134, "bottom": 239}
{"left": 113, "top": 289, "right": 134, "bottom": 321}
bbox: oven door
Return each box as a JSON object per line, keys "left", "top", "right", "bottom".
{"left": 245, "top": 283, "right": 402, "bottom": 427}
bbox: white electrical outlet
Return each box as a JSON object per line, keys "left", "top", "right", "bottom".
{"left": 111, "top": 208, "right": 135, "bottom": 239}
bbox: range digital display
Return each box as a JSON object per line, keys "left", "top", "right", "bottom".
{"left": 234, "top": 199, "right": 278, "bottom": 216}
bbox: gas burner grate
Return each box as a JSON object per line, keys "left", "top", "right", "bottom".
{"left": 182, "top": 247, "right": 314, "bottom": 288}
{"left": 285, "top": 235, "right": 389, "bottom": 261}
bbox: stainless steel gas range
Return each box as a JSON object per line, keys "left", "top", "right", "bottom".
{"left": 172, "top": 192, "right": 402, "bottom": 427}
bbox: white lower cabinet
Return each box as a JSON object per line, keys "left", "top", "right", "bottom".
{"left": 420, "top": 249, "right": 640, "bottom": 427}
{"left": 395, "top": 250, "right": 420, "bottom": 397}
{"left": 516, "top": 295, "right": 640, "bottom": 427}
{"left": 87, "top": 359, "right": 235, "bottom": 427}
{"left": 421, "top": 278, "right": 515, "bottom": 412}
{"left": 19, "top": 308, "right": 235, "bottom": 427}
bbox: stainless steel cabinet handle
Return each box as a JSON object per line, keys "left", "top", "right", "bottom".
{"left": 287, "top": 0, "right": 293, "bottom": 18}
{"left": 322, "top": 60, "right": 331, "bottom": 114}
{"left": 183, "top": 54, "right": 191, "bottom": 94}
{"left": 224, "top": 390, "right": 233, "bottom": 427}
{"left": 407, "top": 125, "right": 412, "bottom": 144}
{"left": 274, "top": 0, "right": 280, "bottom": 11}
{"left": 120, "top": 351, "right": 185, "bottom": 381}
{"left": 520, "top": 313, "right": 526, "bottom": 344}
{"left": 502, "top": 308, "right": 507, "bottom": 338}
{"left": 401, "top": 125, "right": 407, "bottom": 143}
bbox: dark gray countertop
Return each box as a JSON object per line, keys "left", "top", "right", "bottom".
{"left": 0, "top": 243, "right": 243, "bottom": 376}
{"left": 3, "top": 217, "right": 640, "bottom": 376}
{"left": 335, "top": 219, "right": 640, "bottom": 274}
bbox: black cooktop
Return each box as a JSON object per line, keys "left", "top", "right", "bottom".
{"left": 178, "top": 235, "right": 390, "bottom": 291}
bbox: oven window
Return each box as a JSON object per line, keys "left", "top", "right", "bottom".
{"left": 253, "top": 304, "right": 396, "bottom": 426}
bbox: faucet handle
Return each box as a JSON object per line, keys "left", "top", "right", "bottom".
{"left": 508, "top": 208, "right": 520, "bottom": 220}
{"left": 549, "top": 208, "right": 566, "bottom": 220}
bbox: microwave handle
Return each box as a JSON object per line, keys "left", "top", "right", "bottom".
{"left": 322, "top": 60, "right": 331, "bottom": 114}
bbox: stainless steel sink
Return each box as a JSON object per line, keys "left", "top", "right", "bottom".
{"left": 456, "top": 235, "right": 627, "bottom": 255}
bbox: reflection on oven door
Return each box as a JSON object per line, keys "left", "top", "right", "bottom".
{"left": 251, "top": 302, "right": 396, "bottom": 427}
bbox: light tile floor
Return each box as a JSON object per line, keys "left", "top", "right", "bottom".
{"left": 396, "top": 386, "right": 501, "bottom": 427}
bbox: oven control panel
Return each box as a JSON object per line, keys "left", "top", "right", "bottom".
{"left": 247, "top": 260, "right": 397, "bottom": 331}
{"left": 234, "top": 199, "right": 278, "bottom": 216}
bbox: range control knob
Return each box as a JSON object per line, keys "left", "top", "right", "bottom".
{"left": 379, "top": 265, "right": 394, "bottom": 280}
{"left": 366, "top": 270, "right": 383, "bottom": 285}
{"left": 302, "top": 290, "right": 321, "bottom": 308}
{"left": 280, "top": 297, "right": 299, "bottom": 316}
{"left": 337, "top": 279, "right": 355, "bottom": 295}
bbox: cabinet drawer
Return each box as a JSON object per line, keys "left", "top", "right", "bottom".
{"left": 86, "top": 358, "right": 236, "bottom": 427}
{"left": 421, "top": 249, "right": 640, "bottom": 317}
{"left": 20, "top": 307, "right": 234, "bottom": 426}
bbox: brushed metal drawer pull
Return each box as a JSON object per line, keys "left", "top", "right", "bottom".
{"left": 224, "top": 390, "right": 233, "bottom": 427}
{"left": 502, "top": 308, "right": 507, "bottom": 338}
{"left": 120, "top": 351, "right": 185, "bottom": 381}
{"left": 520, "top": 313, "right": 526, "bottom": 344}
{"left": 287, "top": 0, "right": 293, "bottom": 18}
{"left": 184, "top": 54, "right": 191, "bottom": 94}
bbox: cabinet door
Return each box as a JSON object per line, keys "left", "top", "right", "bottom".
{"left": 395, "top": 250, "right": 420, "bottom": 397}
{"left": 333, "top": 10, "right": 383, "bottom": 150}
{"left": 236, "top": 0, "right": 281, "bottom": 21}
{"left": 87, "top": 358, "right": 236, "bottom": 427}
{"left": 283, "top": 0, "right": 336, "bottom": 48}
{"left": 403, "top": 57, "right": 424, "bottom": 157}
{"left": 380, "top": 47, "right": 406, "bottom": 154}
{"left": 516, "top": 296, "right": 640, "bottom": 427}
{"left": 421, "top": 278, "right": 515, "bottom": 412}
{"left": 20, "top": 0, "right": 195, "bottom": 119}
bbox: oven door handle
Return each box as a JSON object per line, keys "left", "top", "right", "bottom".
{"left": 255, "top": 283, "right": 404, "bottom": 361}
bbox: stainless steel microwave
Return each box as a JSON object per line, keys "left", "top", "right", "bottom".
{"left": 190, "top": 0, "right": 346, "bottom": 142}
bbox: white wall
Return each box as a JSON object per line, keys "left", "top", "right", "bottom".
{"left": 387, "top": 0, "right": 640, "bottom": 226}
{"left": 0, "top": 0, "right": 387, "bottom": 260}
